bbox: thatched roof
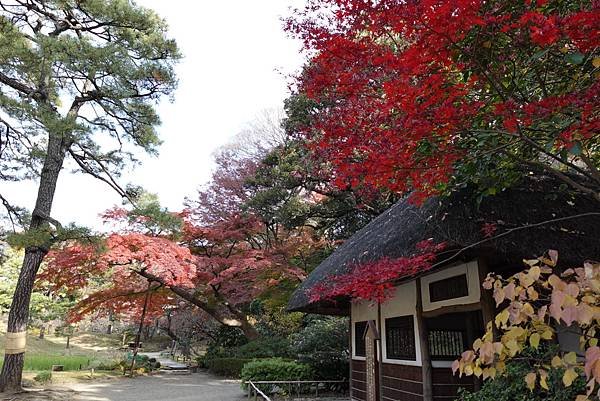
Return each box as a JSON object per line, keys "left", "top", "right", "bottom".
{"left": 288, "top": 175, "right": 600, "bottom": 314}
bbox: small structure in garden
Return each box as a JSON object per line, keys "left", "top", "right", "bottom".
{"left": 288, "top": 176, "right": 600, "bottom": 401}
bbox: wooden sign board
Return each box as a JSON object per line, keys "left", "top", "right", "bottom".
{"left": 364, "top": 320, "right": 380, "bottom": 401}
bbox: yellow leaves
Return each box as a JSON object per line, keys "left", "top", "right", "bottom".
{"left": 482, "top": 367, "right": 496, "bottom": 380}
{"left": 525, "top": 372, "right": 537, "bottom": 391}
{"left": 519, "top": 271, "right": 535, "bottom": 288}
{"left": 460, "top": 258, "right": 599, "bottom": 396}
{"left": 563, "top": 368, "right": 578, "bottom": 387}
{"left": 593, "top": 57, "right": 600, "bottom": 68}
{"left": 482, "top": 40, "right": 492, "bottom": 48}
{"left": 505, "top": 326, "right": 526, "bottom": 340}
{"left": 565, "top": 352, "right": 578, "bottom": 365}
{"left": 529, "top": 265, "right": 542, "bottom": 280}
{"left": 527, "top": 286, "right": 539, "bottom": 301}
{"left": 505, "top": 339, "right": 520, "bottom": 356}
{"left": 578, "top": 304, "right": 594, "bottom": 325}
{"left": 540, "top": 329, "right": 553, "bottom": 340}
{"left": 549, "top": 274, "right": 566, "bottom": 291}
{"left": 522, "top": 302, "right": 534, "bottom": 317}
{"left": 552, "top": 355, "right": 564, "bottom": 368}
{"left": 539, "top": 369, "right": 549, "bottom": 390}
{"left": 495, "top": 309, "right": 509, "bottom": 328}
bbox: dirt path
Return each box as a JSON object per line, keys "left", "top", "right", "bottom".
{"left": 69, "top": 372, "right": 246, "bottom": 401}
{"left": 0, "top": 372, "right": 245, "bottom": 401}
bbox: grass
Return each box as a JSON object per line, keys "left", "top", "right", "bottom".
{"left": 0, "top": 354, "right": 93, "bottom": 371}
{"left": 0, "top": 330, "right": 125, "bottom": 374}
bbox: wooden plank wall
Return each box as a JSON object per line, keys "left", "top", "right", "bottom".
{"left": 432, "top": 367, "right": 474, "bottom": 401}
{"left": 381, "top": 364, "right": 422, "bottom": 401}
{"left": 351, "top": 360, "right": 367, "bottom": 401}
{"left": 351, "top": 361, "right": 474, "bottom": 401}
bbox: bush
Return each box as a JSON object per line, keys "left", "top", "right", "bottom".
{"left": 233, "top": 337, "right": 292, "bottom": 359}
{"left": 290, "top": 316, "right": 349, "bottom": 379}
{"left": 93, "top": 360, "right": 121, "bottom": 371}
{"left": 33, "top": 371, "right": 52, "bottom": 384}
{"left": 241, "top": 358, "right": 313, "bottom": 392}
{"left": 206, "top": 358, "right": 254, "bottom": 378}
{"left": 118, "top": 354, "right": 161, "bottom": 373}
{"left": 457, "top": 356, "right": 587, "bottom": 401}
{"left": 204, "top": 337, "right": 291, "bottom": 365}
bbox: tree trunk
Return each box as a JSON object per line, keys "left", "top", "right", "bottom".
{"left": 136, "top": 270, "right": 260, "bottom": 340}
{"left": 107, "top": 311, "right": 114, "bottom": 335}
{"left": 130, "top": 281, "right": 153, "bottom": 377}
{"left": 0, "top": 132, "right": 67, "bottom": 392}
{"left": 39, "top": 326, "right": 45, "bottom": 340}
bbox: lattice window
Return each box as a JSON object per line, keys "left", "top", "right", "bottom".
{"left": 385, "top": 315, "right": 416, "bottom": 360}
{"left": 429, "top": 274, "right": 469, "bottom": 302}
{"left": 428, "top": 329, "right": 466, "bottom": 360}
{"left": 354, "top": 321, "right": 367, "bottom": 357}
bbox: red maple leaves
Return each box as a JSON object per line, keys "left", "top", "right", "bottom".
{"left": 309, "top": 240, "right": 445, "bottom": 304}
{"left": 286, "top": 0, "right": 599, "bottom": 200}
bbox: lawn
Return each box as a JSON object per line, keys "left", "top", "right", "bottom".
{"left": 0, "top": 330, "right": 124, "bottom": 372}
{"left": 0, "top": 354, "right": 93, "bottom": 371}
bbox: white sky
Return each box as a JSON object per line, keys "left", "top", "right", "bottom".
{"left": 2, "top": 0, "right": 305, "bottom": 231}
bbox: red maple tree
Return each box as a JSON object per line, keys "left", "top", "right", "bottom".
{"left": 287, "top": 0, "right": 600, "bottom": 202}
{"left": 40, "top": 233, "right": 196, "bottom": 325}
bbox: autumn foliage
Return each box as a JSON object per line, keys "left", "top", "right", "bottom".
{"left": 287, "top": 0, "right": 600, "bottom": 201}
{"left": 309, "top": 240, "right": 445, "bottom": 303}
{"left": 41, "top": 233, "right": 196, "bottom": 323}
{"left": 453, "top": 252, "right": 600, "bottom": 400}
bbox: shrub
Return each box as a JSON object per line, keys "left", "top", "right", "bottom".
{"left": 457, "top": 355, "right": 586, "bottom": 401}
{"left": 33, "top": 371, "right": 52, "bottom": 384}
{"left": 241, "top": 358, "right": 313, "bottom": 392}
{"left": 206, "top": 358, "right": 254, "bottom": 378}
{"left": 119, "top": 354, "right": 161, "bottom": 373}
{"left": 233, "top": 337, "right": 292, "bottom": 359}
{"left": 290, "top": 316, "right": 349, "bottom": 379}
{"left": 93, "top": 360, "right": 121, "bottom": 371}
{"left": 196, "top": 354, "right": 209, "bottom": 369}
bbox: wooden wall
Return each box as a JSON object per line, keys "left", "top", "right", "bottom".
{"left": 351, "top": 359, "right": 367, "bottom": 401}
{"left": 351, "top": 359, "right": 474, "bottom": 401}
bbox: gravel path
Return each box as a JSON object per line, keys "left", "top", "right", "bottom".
{"left": 69, "top": 372, "right": 246, "bottom": 401}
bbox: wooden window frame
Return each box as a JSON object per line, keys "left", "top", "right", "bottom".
{"left": 385, "top": 315, "right": 416, "bottom": 361}
{"left": 428, "top": 274, "right": 469, "bottom": 303}
{"left": 354, "top": 321, "right": 367, "bottom": 357}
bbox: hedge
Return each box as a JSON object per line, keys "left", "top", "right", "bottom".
{"left": 241, "top": 358, "right": 313, "bottom": 392}
{"left": 206, "top": 358, "right": 254, "bottom": 378}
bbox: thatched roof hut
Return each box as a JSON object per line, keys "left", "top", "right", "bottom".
{"left": 288, "top": 175, "right": 600, "bottom": 314}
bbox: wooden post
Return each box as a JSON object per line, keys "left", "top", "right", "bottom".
{"left": 377, "top": 304, "right": 384, "bottom": 401}
{"left": 349, "top": 316, "right": 353, "bottom": 399}
{"left": 129, "top": 280, "right": 153, "bottom": 377}
{"left": 478, "top": 259, "right": 497, "bottom": 339}
{"left": 416, "top": 278, "right": 433, "bottom": 401}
